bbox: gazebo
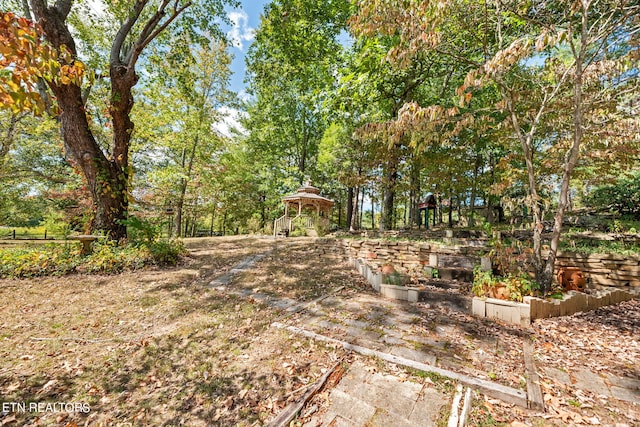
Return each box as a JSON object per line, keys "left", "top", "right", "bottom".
{"left": 274, "top": 181, "right": 334, "bottom": 237}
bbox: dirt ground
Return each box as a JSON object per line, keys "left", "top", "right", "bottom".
{"left": 0, "top": 235, "right": 638, "bottom": 426}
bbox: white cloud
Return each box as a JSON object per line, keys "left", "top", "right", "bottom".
{"left": 214, "top": 107, "right": 247, "bottom": 138}
{"left": 227, "top": 10, "right": 255, "bottom": 50}
{"left": 237, "top": 90, "right": 251, "bottom": 103}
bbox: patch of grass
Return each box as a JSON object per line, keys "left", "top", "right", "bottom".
{"left": 436, "top": 402, "right": 452, "bottom": 427}
{"left": 363, "top": 325, "right": 385, "bottom": 337}
{"left": 559, "top": 239, "right": 640, "bottom": 256}
{"left": 407, "top": 368, "right": 457, "bottom": 393}
{"left": 471, "top": 413, "right": 508, "bottom": 426}
{"left": 568, "top": 399, "right": 581, "bottom": 407}
{"left": 138, "top": 296, "right": 160, "bottom": 307}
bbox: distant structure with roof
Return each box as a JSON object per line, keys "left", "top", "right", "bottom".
{"left": 274, "top": 181, "right": 334, "bottom": 237}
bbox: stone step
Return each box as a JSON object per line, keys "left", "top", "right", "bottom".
{"left": 306, "top": 360, "right": 445, "bottom": 427}
{"left": 433, "top": 267, "right": 474, "bottom": 282}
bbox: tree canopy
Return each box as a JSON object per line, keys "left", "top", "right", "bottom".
{"left": 1, "top": 1, "right": 639, "bottom": 281}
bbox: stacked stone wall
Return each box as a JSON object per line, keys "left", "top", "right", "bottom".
{"left": 315, "top": 238, "right": 483, "bottom": 274}
{"left": 554, "top": 252, "right": 640, "bottom": 288}
{"left": 316, "top": 237, "right": 640, "bottom": 289}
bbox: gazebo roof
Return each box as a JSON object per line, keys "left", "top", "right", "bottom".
{"left": 282, "top": 181, "right": 334, "bottom": 206}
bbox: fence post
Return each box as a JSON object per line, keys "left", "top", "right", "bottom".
{"left": 44, "top": 230, "right": 47, "bottom": 240}
{"left": 13, "top": 229, "right": 16, "bottom": 239}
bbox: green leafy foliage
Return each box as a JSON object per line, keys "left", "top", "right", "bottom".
{"left": 472, "top": 266, "right": 499, "bottom": 297}
{"left": 147, "top": 239, "right": 186, "bottom": 265}
{"left": 120, "top": 216, "right": 159, "bottom": 247}
{"left": 0, "top": 238, "right": 185, "bottom": 278}
{"left": 558, "top": 239, "right": 640, "bottom": 256}
{"left": 472, "top": 266, "right": 538, "bottom": 302}
{"left": 0, "top": 243, "right": 80, "bottom": 278}
{"left": 584, "top": 173, "right": 640, "bottom": 220}
{"left": 313, "top": 218, "right": 329, "bottom": 237}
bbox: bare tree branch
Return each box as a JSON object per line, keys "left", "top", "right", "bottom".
{"left": 110, "top": 0, "right": 148, "bottom": 66}
{"left": 125, "top": 0, "right": 192, "bottom": 68}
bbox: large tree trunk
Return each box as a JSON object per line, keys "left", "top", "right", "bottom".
{"left": 370, "top": 187, "right": 375, "bottom": 229}
{"left": 53, "top": 80, "right": 129, "bottom": 239}
{"left": 260, "top": 193, "right": 267, "bottom": 229}
{"left": 468, "top": 154, "right": 480, "bottom": 227}
{"left": 174, "top": 177, "right": 187, "bottom": 237}
{"left": 407, "top": 154, "right": 421, "bottom": 228}
{"left": 31, "top": 0, "right": 130, "bottom": 239}
{"left": 173, "top": 134, "right": 199, "bottom": 237}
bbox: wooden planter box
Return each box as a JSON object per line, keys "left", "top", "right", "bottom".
{"left": 472, "top": 287, "right": 639, "bottom": 327}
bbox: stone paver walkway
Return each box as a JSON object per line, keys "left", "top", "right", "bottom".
{"left": 304, "top": 360, "right": 447, "bottom": 427}
{"left": 210, "top": 250, "right": 639, "bottom": 425}
{"left": 540, "top": 365, "right": 640, "bottom": 405}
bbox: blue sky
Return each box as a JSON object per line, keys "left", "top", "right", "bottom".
{"left": 223, "top": 0, "right": 271, "bottom": 97}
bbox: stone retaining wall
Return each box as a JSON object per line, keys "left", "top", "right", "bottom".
{"left": 351, "top": 255, "right": 638, "bottom": 326}
{"left": 316, "top": 237, "right": 483, "bottom": 275}
{"left": 554, "top": 252, "right": 640, "bottom": 288}
{"left": 316, "top": 237, "right": 640, "bottom": 290}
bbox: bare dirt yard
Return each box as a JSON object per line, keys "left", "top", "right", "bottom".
{"left": 1, "top": 235, "right": 638, "bottom": 426}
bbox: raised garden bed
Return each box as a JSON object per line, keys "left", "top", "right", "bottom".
{"left": 472, "top": 287, "right": 639, "bottom": 327}
{"left": 352, "top": 258, "right": 472, "bottom": 309}
{"left": 352, "top": 257, "right": 639, "bottom": 327}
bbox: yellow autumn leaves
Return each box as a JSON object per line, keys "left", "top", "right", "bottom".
{"left": 0, "top": 11, "right": 87, "bottom": 115}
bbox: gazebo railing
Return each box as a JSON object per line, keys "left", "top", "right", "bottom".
{"left": 292, "top": 215, "right": 314, "bottom": 229}
{"left": 274, "top": 214, "right": 322, "bottom": 237}
{"left": 274, "top": 215, "right": 292, "bottom": 236}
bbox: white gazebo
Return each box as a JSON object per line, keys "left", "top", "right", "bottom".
{"left": 274, "top": 181, "right": 334, "bottom": 236}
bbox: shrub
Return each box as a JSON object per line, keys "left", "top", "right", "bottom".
{"left": 0, "top": 243, "right": 80, "bottom": 278}
{"left": 584, "top": 172, "right": 640, "bottom": 219}
{"left": 0, "top": 238, "right": 186, "bottom": 279}
{"left": 472, "top": 266, "right": 538, "bottom": 302}
{"left": 289, "top": 226, "right": 307, "bottom": 237}
{"left": 40, "top": 211, "right": 72, "bottom": 238}
{"left": 80, "top": 240, "right": 148, "bottom": 273}
{"left": 148, "top": 239, "right": 186, "bottom": 265}
{"left": 120, "top": 215, "right": 160, "bottom": 247}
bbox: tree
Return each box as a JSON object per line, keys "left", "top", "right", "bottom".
{"left": 584, "top": 172, "right": 640, "bottom": 220}
{"left": 0, "top": 108, "right": 89, "bottom": 228}
{"left": 318, "top": 122, "right": 376, "bottom": 230}
{"left": 0, "top": 11, "right": 79, "bottom": 115}
{"left": 350, "top": 0, "right": 640, "bottom": 291}
{"left": 348, "top": 7, "right": 483, "bottom": 230}
{"left": 133, "top": 38, "right": 234, "bottom": 237}
{"left": 6, "top": 0, "right": 236, "bottom": 239}
{"left": 244, "top": 0, "right": 352, "bottom": 184}
{"left": 468, "top": 0, "right": 640, "bottom": 290}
